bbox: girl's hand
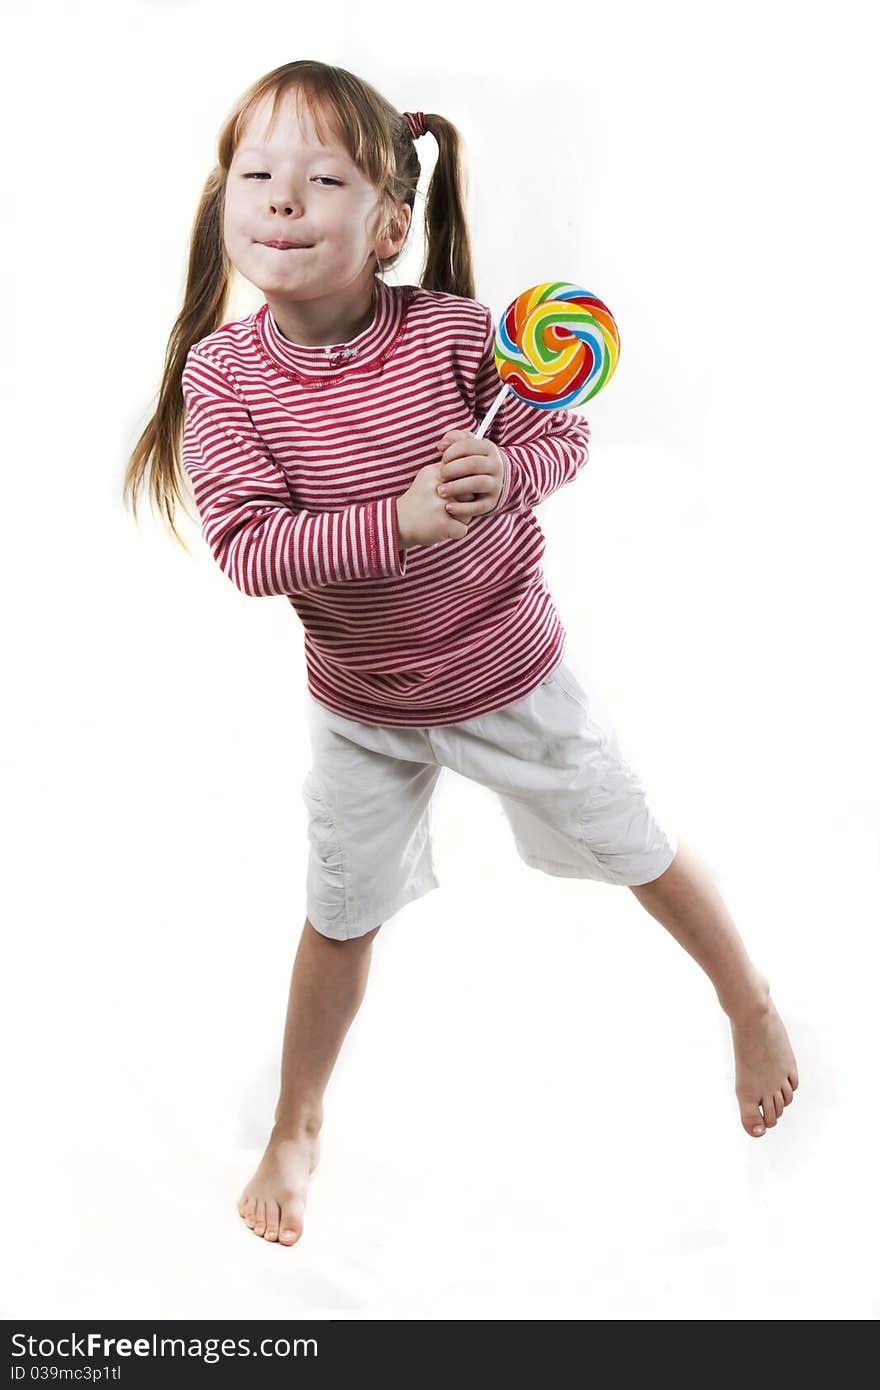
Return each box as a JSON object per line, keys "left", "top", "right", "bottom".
{"left": 436, "top": 431, "right": 504, "bottom": 519}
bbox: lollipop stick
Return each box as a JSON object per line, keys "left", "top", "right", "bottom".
{"left": 474, "top": 383, "right": 508, "bottom": 440}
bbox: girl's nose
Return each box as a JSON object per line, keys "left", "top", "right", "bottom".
{"left": 269, "top": 196, "right": 304, "bottom": 214}
{"left": 263, "top": 181, "right": 307, "bottom": 215}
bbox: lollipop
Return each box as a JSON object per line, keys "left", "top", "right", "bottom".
{"left": 474, "top": 282, "right": 620, "bottom": 440}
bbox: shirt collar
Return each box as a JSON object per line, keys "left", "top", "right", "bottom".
{"left": 251, "top": 276, "right": 414, "bottom": 386}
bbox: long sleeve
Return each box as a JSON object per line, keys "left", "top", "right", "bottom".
{"left": 180, "top": 348, "right": 407, "bottom": 596}
{"left": 472, "top": 306, "right": 591, "bottom": 515}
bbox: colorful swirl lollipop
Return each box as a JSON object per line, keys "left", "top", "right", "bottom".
{"left": 474, "top": 282, "right": 620, "bottom": 440}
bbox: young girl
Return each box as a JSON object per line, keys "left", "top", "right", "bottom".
{"left": 124, "top": 59, "right": 799, "bottom": 1248}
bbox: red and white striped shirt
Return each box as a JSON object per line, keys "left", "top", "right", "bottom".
{"left": 181, "top": 277, "right": 590, "bottom": 727}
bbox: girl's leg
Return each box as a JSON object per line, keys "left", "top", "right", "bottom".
{"left": 238, "top": 916, "right": 380, "bottom": 1246}
{"left": 628, "top": 837, "right": 799, "bottom": 1138}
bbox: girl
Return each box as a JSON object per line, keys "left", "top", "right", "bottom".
{"left": 124, "top": 60, "right": 799, "bottom": 1248}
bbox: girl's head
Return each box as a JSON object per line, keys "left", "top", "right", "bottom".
{"left": 124, "top": 59, "right": 475, "bottom": 545}
{"left": 225, "top": 83, "right": 410, "bottom": 318}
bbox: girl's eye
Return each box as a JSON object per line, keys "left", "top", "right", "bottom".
{"left": 243, "top": 173, "right": 342, "bottom": 185}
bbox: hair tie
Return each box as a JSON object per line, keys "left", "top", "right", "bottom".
{"left": 403, "top": 111, "right": 428, "bottom": 140}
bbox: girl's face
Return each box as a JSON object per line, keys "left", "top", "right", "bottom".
{"left": 224, "top": 93, "right": 406, "bottom": 306}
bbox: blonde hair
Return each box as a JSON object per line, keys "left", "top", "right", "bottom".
{"left": 123, "top": 59, "right": 476, "bottom": 548}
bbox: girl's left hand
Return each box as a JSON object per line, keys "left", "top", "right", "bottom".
{"left": 436, "top": 430, "right": 504, "bottom": 519}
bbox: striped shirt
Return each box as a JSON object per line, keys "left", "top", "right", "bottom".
{"left": 180, "top": 276, "right": 590, "bottom": 727}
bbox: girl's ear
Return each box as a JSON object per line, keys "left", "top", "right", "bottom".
{"left": 377, "top": 202, "right": 411, "bottom": 257}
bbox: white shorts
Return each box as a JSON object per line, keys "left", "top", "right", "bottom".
{"left": 301, "top": 652, "right": 678, "bottom": 940}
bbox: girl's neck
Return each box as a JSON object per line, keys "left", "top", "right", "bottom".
{"left": 266, "top": 276, "right": 378, "bottom": 348}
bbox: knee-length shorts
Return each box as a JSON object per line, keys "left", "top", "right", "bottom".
{"left": 301, "top": 651, "right": 678, "bottom": 940}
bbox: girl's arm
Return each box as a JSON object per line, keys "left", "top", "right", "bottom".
{"left": 181, "top": 349, "right": 407, "bottom": 596}
{"left": 472, "top": 308, "right": 591, "bottom": 516}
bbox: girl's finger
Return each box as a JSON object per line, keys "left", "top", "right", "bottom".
{"left": 446, "top": 496, "right": 488, "bottom": 513}
{"left": 438, "top": 477, "right": 491, "bottom": 497}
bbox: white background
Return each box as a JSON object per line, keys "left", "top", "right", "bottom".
{"left": 3, "top": 0, "right": 879, "bottom": 1320}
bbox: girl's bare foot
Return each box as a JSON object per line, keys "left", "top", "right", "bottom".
{"left": 237, "top": 1121, "right": 321, "bottom": 1245}
{"left": 727, "top": 977, "right": 799, "bottom": 1137}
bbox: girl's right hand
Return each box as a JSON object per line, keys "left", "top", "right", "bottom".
{"left": 396, "top": 462, "right": 475, "bottom": 549}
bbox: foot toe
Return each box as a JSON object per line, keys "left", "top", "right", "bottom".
{"left": 741, "top": 1102, "right": 766, "bottom": 1137}
{"left": 279, "top": 1198, "right": 304, "bottom": 1245}
{"left": 253, "top": 1199, "right": 267, "bottom": 1236}
{"left": 760, "top": 1096, "right": 778, "bottom": 1128}
{"left": 781, "top": 1079, "right": 794, "bottom": 1105}
{"left": 264, "top": 1202, "right": 281, "bottom": 1242}
{"left": 244, "top": 1197, "right": 257, "bottom": 1227}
